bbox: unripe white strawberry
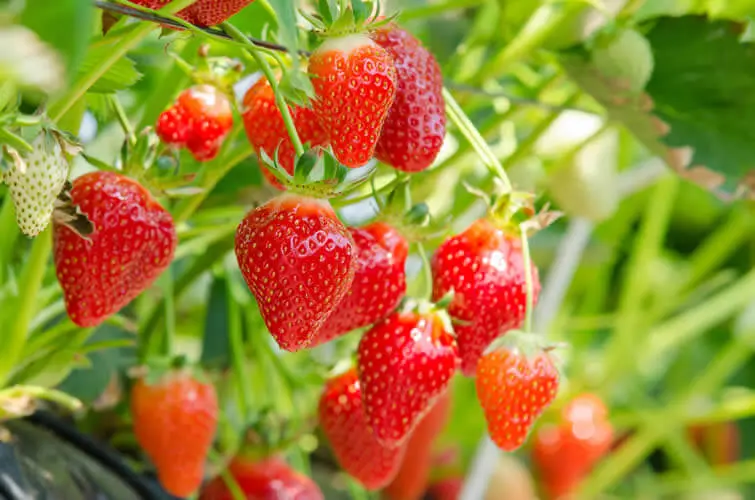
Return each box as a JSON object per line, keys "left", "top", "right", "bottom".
{"left": 592, "top": 28, "right": 654, "bottom": 93}
{"left": 3, "top": 131, "right": 74, "bottom": 236}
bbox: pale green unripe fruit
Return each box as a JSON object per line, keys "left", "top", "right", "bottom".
{"left": 591, "top": 28, "right": 655, "bottom": 93}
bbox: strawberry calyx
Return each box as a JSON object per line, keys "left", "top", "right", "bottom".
{"left": 373, "top": 178, "right": 448, "bottom": 244}
{"left": 128, "top": 355, "right": 210, "bottom": 387}
{"left": 483, "top": 330, "right": 564, "bottom": 371}
{"left": 465, "top": 182, "right": 561, "bottom": 237}
{"left": 300, "top": 0, "right": 396, "bottom": 38}
{"left": 260, "top": 146, "right": 377, "bottom": 198}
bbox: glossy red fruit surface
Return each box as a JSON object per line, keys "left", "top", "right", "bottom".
{"left": 234, "top": 194, "right": 357, "bottom": 351}
{"left": 358, "top": 311, "right": 459, "bottom": 448}
{"left": 242, "top": 76, "right": 328, "bottom": 190}
{"left": 131, "top": 371, "right": 218, "bottom": 498}
{"left": 309, "top": 34, "right": 397, "bottom": 168}
{"left": 371, "top": 24, "right": 446, "bottom": 173}
{"left": 319, "top": 369, "right": 407, "bottom": 490}
{"left": 53, "top": 172, "right": 176, "bottom": 327}
{"left": 310, "top": 222, "right": 408, "bottom": 347}
{"left": 432, "top": 218, "right": 540, "bottom": 376}
{"left": 200, "top": 456, "right": 324, "bottom": 500}
{"left": 476, "top": 346, "right": 558, "bottom": 451}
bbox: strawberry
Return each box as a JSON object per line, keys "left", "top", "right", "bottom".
{"left": 200, "top": 456, "right": 323, "bottom": 500}
{"left": 53, "top": 172, "right": 177, "bottom": 327}
{"left": 382, "top": 392, "right": 452, "bottom": 500}
{"left": 432, "top": 218, "right": 540, "bottom": 376}
{"left": 475, "top": 343, "right": 559, "bottom": 451}
{"left": 533, "top": 393, "right": 613, "bottom": 499}
{"left": 242, "top": 75, "right": 329, "bottom": 190}
{"left": 234, "top": 194, "right": 357, "bottom": 351}
{"left": 319, "top": 368, "right": 407, "bottom": 490}
{"left": 357, "top": 311, "right": 458, "bottom": 448}
{"left": 131, "top": 370, "right": 218, "bottom": 498}
{"left": 3, "top": 131, "right": 71, "bottom": 236}
{"left": 130, "top": 0, "right": 254, "bottom": 27}
{"left": 310, "top": 222, "right": 408, "bottom": 347}
{"left": 156, "top": 84, "right": 234, "bottom": 162}
{"left": 426, "top": 477, "right": 462, "bottom": 500}
{"left": 371, "top": 24, "right": 446, "bottom": 173}
{"left": 309, "top": 34, "right": 397, "bottom": 168}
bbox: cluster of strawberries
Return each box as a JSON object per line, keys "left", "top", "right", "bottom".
{"left": 43, "top": 5, "right": 564, "bottom": 500}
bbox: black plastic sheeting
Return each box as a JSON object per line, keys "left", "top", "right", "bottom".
{"left": 0, "top": 412, "right": 173, "bottom": 500}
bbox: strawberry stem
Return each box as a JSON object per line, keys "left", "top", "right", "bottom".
{"left": 108, "top": 95, "right": 137, "bottom": 147}
{"left": 520, "top": 224, "right": 534, "bottom": 334}
{"left": 221, "top": 22, "right": 306, "bottom": 158}
{"left": 0, "top": 229, "right": 53, "bottom": 387}
{"left": 162, "top": 267, "right": 176, "bottom": 356}
{"left": 416, "top": 241, "right": 434, "bottom": 302}
{"left": 442, "top": 87, "right": 512, "bottom": 192}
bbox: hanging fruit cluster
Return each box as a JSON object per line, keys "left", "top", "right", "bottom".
{"left": 0, "top": 1, "right": 566, "bottom": 498}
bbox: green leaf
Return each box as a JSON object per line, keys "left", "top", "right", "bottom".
{"left": 562, "top": 16, "right": 755, "bottom": 198}
{"left": 20, "top": 0, "right": 94, "bottom": 81}
{"left": 200, "top": 274, "right": 231, "bottom": 367}
{"left": 646, "top": 16, "right": 755, "bottom": 193}
{"left": 268, "top": 0, "right": 301, "bottom": 59}
{"left": 76, "top": 45, "right": 142, "bottom": 94}
{"left": 634, "top": 0, "right": 755, "bottom": 22}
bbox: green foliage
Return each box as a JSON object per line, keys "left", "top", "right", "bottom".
{"left": 646, "top": 16, "right": 755, "bottom": 191}
{"left": 19, "top": 0, "right": 94, "bottom": 81}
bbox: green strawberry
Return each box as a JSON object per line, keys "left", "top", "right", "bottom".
{"left": 591, "top": 28, "right": 654, "bottom": 93}
{"left": 3, "top": 130, "right": 78, "bottom": 236}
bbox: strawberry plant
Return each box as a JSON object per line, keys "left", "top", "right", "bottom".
{"left": 1, "top": 1, "right": 755, "bottom": 499}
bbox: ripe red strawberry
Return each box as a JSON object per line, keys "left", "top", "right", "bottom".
{"left": 358, "top": 311, "right": 458, "bottom": 448}
{"left": 200, "top": 456, "right": 323, "bottom": 499}
{"left": 309, "top": 34, "right": 397, "bottom": 168}
{"left": 156, "top": 84, "right": 234, "bottom": 162}
{"left": 426, "top": 477, "right": 462, "bottom": 500}
{"left": 131, "top": 370, "right": 218, "bottom": 497}
{"left": 476, "top": 344, "right": 559, "bottom": 451}
{"left": 382, "top": 392, "right": 452, "bottom": 500}
{"left": 242, "top": 75, "right": 329, "bottom": 190}
{"left": 533, "top": 393, "right": 613, "bottom": 499}
{"left": 432, "top": 218, "right": 541, "bottom": 376}
{"left": 310, "top": 222, "right": 408, "bottom": 347}
{"left": 130, "top": 0, "right": 254, "bottom": 26}
{"left": 370, "top": 24, "right": 446, "bottom": 173}
{"left": 234, "top": 194, "right": 357, "bottom": 351}
{"left": 53, "top": 172, "right": 177, "bottom": 327}
{"left": 319, "top": 368, "right": 407, "bottom": 490}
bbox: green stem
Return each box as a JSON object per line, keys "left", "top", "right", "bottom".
{"left": 0, "top": 229, "right": 52, "bottom": 387}
{"left": 646, "top": 266, "right": 755, "bottom": 364}
{"left": 520, "top": 225, "right": 534, "bottom": 333}
{"left": 601, "top": 175, "right": 677, "bottom": 385}
{"left": 442, "top": 87, "right": 511, "bottom": 190}
{"left": 0, "top": 195, "right": 20, "bottom": 284}
{"left": 221, "top": 22, "right": 304, "bottom": 157}
{"left": 0, "top": 128, "right": 33, "bottom": 153}
{"left": 416, "top": 242, "right": 433, "bottom": 302}
{"left": 109, "top": 94, "right": 137, "bottom": 147}
{"left": 162, "top": 266, "right": 176, "bottom": 356}
{"left": 227, "top": 278, "right": 253, "bottom": 423}
{"left": 172, "top": 142, "right": 253, "bottom": 224}
{"left": 475, "top": 2, "right": 581, "bottom": 82}
{"left": 0, "top": 385, "right": 83, "bottom": 416}
{"left": 347, "top": 478, "right": 370, "bottom": 500}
